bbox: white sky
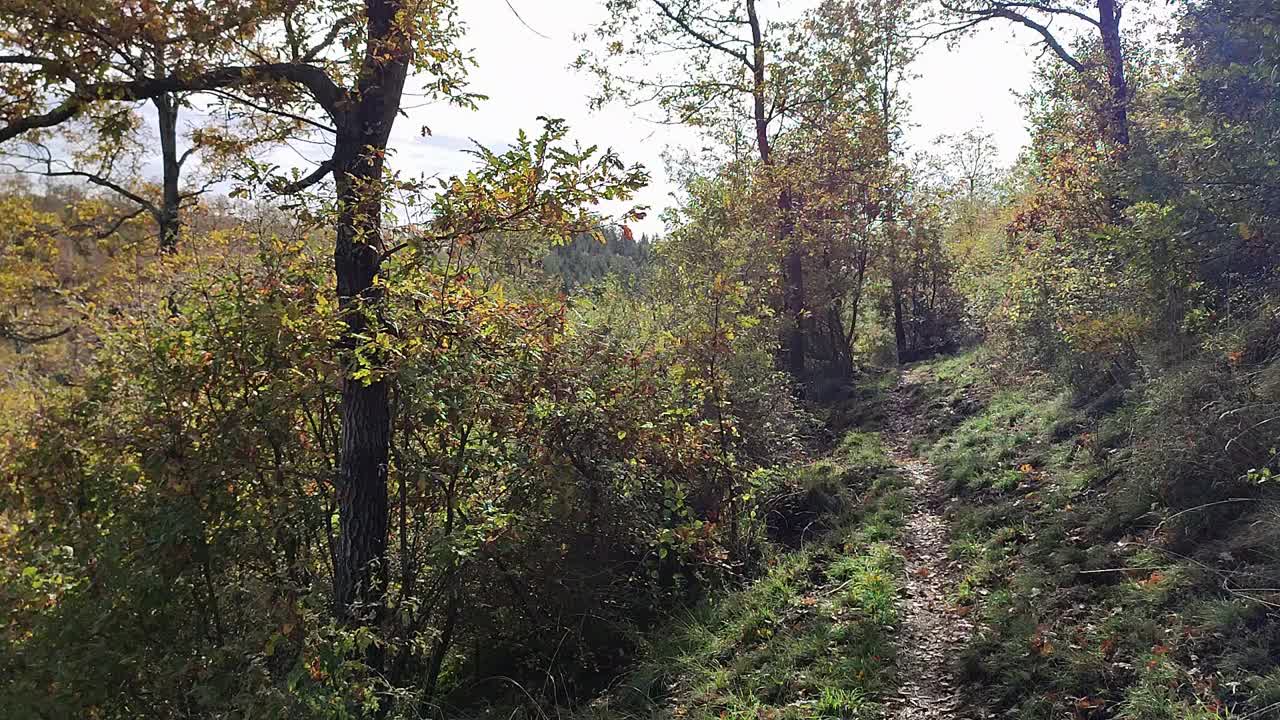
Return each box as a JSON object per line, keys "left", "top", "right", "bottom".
{"left": 17, "top": 0, "right": 1074, "bottom": 237}
{"left": 390, "top": 0, "right": 1052, "bottom": 235}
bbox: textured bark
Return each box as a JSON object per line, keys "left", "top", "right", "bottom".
{"left": 1096, "top": 0, "right": 1130, "bottom": 148}
{"left": 330, "top": 0, "right": 411, "bottom": 626}
{"left": 746, "top": 0, "right": 771, "bottom": 166}
{"left": 153, "top": 94, "right": 182, "bottom": 253}
{"left": 332, "top": 342, "right": 391, "bottom": 621}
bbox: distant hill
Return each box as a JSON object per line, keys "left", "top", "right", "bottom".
{"left": 543, "top": 225, "right": 653, "bottom": 291}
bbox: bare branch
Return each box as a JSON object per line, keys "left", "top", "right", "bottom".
{"left": 50, "top": 169, "right": 157, "bottom": 211}
{"left": 501, "top": 1, "right": 551, "bottom": 40}
{"left": 177, "top": 145, "right": 199, "bottom": 169}
{"left": 651, "top": 0, "right": 753, "bottom": 70}
{"left": 3, "top": 151, "right": 159, "bottom": 213}
{"left": 84, "top": 204, "right": 151, "bottom": 239}
{"left": 271, "top": 159, "right": 335, "bottom": 195}
{"left": 932, "top": 1, "right": 1096, "bottom": 73}
{"left": 992, "top": 7, "right": 1086, "bottom": 72}
{"left": 0, "top": 323, "right": 72, "bottom": 344}
{"left": 179, "top": 178, "right": 219, "bottom": 202}
{"left": 303, "top": 14, "right": 361, "bottom": 61}
{"left": 207, "top": 88, "right": 338, "bottom": 134}
{"left": 999, "top": 1, "right": 1100, "bottom": 28}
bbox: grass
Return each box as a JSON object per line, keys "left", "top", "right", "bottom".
{"left": 763, "top": 431, "right": 906, "bottom": 547}
{"left": 903, "top": 349, "right": 1280, "bottom": 720}
{"left": 926, "top": 389, "right": 1067, "bottom": 495}
{"left": 570, "top": 339, "right": 1280, "bottom": 720}
{"left": 582, "top": 432, "right": 910, "bottom": 720}
{"left": 895, "top": 348, "right": 995, "bottom": 450}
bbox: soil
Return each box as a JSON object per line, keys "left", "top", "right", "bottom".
{"left": 885, "top": 373, "right": 986, "bottom": 720}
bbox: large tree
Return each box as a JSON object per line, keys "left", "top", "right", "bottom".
{"left": 0, "top": 1, "right": 306, "bottom": 251}
{"left": 0, "top": 0, "right": 436, "bottom": 630}
{"left": 933, "top": 0, "right": 1131, "bottom": 148}
{"left": 580, "top": 0, "right": 810, "bottom": 377}
{"left": 583, "top": 0, "right": 904, "bottom": 379}
{"left": 0, "top": 0, "right": 643, "bottom": 640}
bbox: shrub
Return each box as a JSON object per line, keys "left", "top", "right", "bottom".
{"left": 0, "top": 236, "right": 810, "bottom": 717}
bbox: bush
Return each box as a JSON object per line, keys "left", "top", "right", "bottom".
{"left": 0, "top": 236, "right": 812, "bottom": 717}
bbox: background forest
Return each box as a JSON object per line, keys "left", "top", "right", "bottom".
{"left": 1, "top": 0, "right": 1279, "bottom": 718}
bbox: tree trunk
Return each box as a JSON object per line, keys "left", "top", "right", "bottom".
{"left": 424, "top": 583, "right": 461, "bottom": 700}
{"left": 843, "top": 244, "right": 869, "bottom": 369}
{"left": 1096, "top": 0, "right": 1129, "bottom": 148}
{"left": 330, "top": 0, "right": 411, "bottom": 630}
{"left": 747, "top": 0, "right": 805, "bottom": 379}
{"left": 330, "top": 165, "right": 393, "bottom": 628}
{"left": 780, "top": 190, "right": 805, "bottom": 378}
{"left": 153, "top": 94, "right": 182, "bottom": 252}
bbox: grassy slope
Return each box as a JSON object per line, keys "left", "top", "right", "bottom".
{"left": 578, "top": 431, "right": 911, "bottom": 720}
{"left": 562, "top": 338, "right": 1280, "bottom": 720}
{"left": 906, "top": 348, "right": 1280, "bottom": 720}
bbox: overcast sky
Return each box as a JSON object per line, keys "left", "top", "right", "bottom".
{"left": 383, "top": 0, "right": 1054, "bottom": 235}
{"left": 31, "top": 1, "right": 1066, "bottom": 236}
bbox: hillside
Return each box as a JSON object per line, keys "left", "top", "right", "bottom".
{"left": 569, "top": 347, "right": 1280, "bottom": 719}
{"left": 2, "top": 0, "right": 1279, "bottom": 718}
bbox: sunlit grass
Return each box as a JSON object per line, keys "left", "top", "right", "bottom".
{"left": 602, "top": 431, "right": 909, "bottom": 720}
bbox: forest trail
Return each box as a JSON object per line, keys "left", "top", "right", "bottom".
{"left": 884, "top": 373, "right": 981, "bottom": 720}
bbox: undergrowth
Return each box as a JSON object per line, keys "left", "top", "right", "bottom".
{"left": 573, "top": 431, "right": 910, "bottom": 720}
{"left": 907, "top": 343, "right": 1280, "bottom": 719}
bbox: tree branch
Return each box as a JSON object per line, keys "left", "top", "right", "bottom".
{"left": 179, "top": 178, "right": 219, "bottom": 202}
{"left": 303, "top": 14, "right": 361, "bottom": 61}
{"left": 3, "top": 152, "right": 160, "bottom": 214}
{"left": 0, "top": 98, "right": 80, "bottom": 144}
{"left": 933, "top": 1, "right": 1094, "bottom": 73}
{"left": 0, "top": 323, "right": 72, "bottom": 344}
{"left": 999, "top": 1, "right": 1099, "bottom": 28}
{"left": 271, "top": 159, "right": 335, "bottom": 195}
{"left": 0, "top": 54, "right": 64, "bottom": 70}
{"left": 177, "top": 145, "right": 199, "bottom": 169}
{"left": 84, "top": 204, "right": 151, "bottom": 239}
{"left": 207, "top": 88, "right": 338, "bottom": 134}
{"left": 650, "top": 0, "right": 753, "bottom": 70}
{"left": 0, "top": 62, "right": 347, "bottom": 145}
{"left": 992, "top": 8, "right": 1086, "bottom": 72}
{"left": 52, "top": 169, "right": 158, "bottom": 211}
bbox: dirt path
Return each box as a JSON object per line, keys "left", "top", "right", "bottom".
{"left": 884, "top": 377, "right": 982, "bottom": 720}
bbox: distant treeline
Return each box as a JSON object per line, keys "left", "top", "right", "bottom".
{"left": 543, "top": 225, "right": 654, "bottom": 291}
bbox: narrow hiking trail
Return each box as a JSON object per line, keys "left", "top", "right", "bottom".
{"left": 884, "top": 372, "right": 983, "bottom": 720}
